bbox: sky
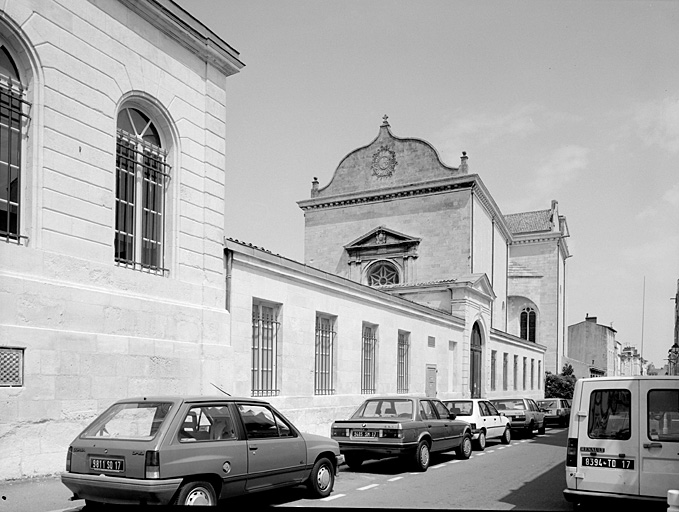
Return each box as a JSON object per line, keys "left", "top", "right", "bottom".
{"left": 176, "top": 0, "right": 679, "bottom": 369}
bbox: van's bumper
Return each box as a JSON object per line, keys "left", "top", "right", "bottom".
{"left": 563, "top": 488, "right": 666, "bottom": 504}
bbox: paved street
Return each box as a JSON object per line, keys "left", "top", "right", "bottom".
{"left": 0, "top": 427, "right": 572, "bottom": 511}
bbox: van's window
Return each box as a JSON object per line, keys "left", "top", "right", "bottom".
{"left": 588, "top": 390, "right": 631, "bottom": 440}
{"left": 648, "top": 390, "right": 679, "bottom": 442}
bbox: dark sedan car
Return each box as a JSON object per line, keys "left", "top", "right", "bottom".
{"left": 330, "top": 396, "right": 473, "bottom": 472}
{"left": 61, "top": 396, "right": 343, "bottom": 506}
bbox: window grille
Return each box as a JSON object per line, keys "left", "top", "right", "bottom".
{"left": 251, "top": 302, "right": 279, "bottom": 397}
{"left": 427, "top": 336, "right": 435, "bottom": 348}
{"left": 314, "top": 315, "right": 335, "bottom": 395}
{"left": 361, "top": 325, "right": 377, "bottom": 394}
{"left": 523, "top": 357, "right": 527, "bottom": 390}
{"left": 490, "top": 350, "right": 497, "bottom": 391}
{"left": 538, "top": 360, "right": 541, "bottom": 389}
{"left": 502, "top": 352, "right": 508, "bottom": 390}
{"left": 513, "top": 355, "right": 518, "bottom": 390}
{"left": 0, "top": 66, "right": 29, "bottom": 244}
{"left": 115, "top": 107, "right": 170, "bottom": 275}
{"left": 0, "top": 347, "right": 23, "bottom": 387}
{"left": 397, "top": 331, "right": 409, "bottom": 393}
{"left": 531, "top": 359, "right": 535, "bottom": 390}
{"left": 367, "top": 261, "right": 399, "bottom": 286}
{"left": 520, "top": 307, "right": 536, "bottom": 342}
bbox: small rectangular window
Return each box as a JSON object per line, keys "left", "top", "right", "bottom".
{"left": 522, "top": 357, "right": 527, "bottom": 390}
{"left": 490, "top": 350, "right": 497, "bottom": 391}
{"left": 588, "top": 389, "right": 631, "bottom": 440}
{"left": 361, "top": 323, "right": 378, "bottom": 394}
{"left": 531, "top": 359, "right": 535, "bottom": 390}
{"left": 513, "top": 355, "right": 518, "bottom": 391}
{"left": 397, "top": 331, "right": 410, "bottom": 394}
{"left": 502, "top": 353, "right": 508, "bottom": 391}
{"left": 251, "top": 300, "right": 280, "bottom": 397}
{"left": 428, "top": 336, "right": 435, "bottom": 348}
{"left": 0, "top": 347, "right": 24, "bottom": 387}
{"left": 538, "top": 360, "right": 542, "bottom": 389}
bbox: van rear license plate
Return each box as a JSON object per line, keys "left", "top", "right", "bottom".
{"left": 90, "top": 457, "right": 125, "bottom": 472}
{"left": 351, "top": 430, "right": 377, "bottom": 438}
{"left": 582, "top": 457, "right": 634, "bottom": 470}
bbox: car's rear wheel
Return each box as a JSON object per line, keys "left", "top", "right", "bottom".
{"left": 345, "top": 453, "right": 363, "bottom": 470}
{"left": 500, "top": 426, "right": 511, "bottom": 444}
{"left": 455, "top": 433, "right": 473, "bottom": 459}
{"left": 307, "top": 457, "right": 335, "bottom": 498}
{"left": 538, "top": 422, "right": 546, "bottom": 435}
{"left": 173, "top": 481, "right": 217, "bottom": 506}
{"left": 413, "top": 440, "right": 431, "bottom": 471}
{"left": 474, "top": 430, "right": 486, "bottom": 451}
{"left": 525, "top": 421, "right": 535, "bottom": 438}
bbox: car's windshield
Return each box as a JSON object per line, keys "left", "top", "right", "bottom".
{"left": 538, "top": 400, "right": 557, "bottom": 408}
{"left": 81, "top": 402, "right": 173, "bottom": 440}
{"left": 352, "top": 399, "right": 413, "bottom": 419}
{"left": 492, "top": 400, "right": 525, "bottom": 411}
{"left": 445, "top": 401, "right": 473, "bottom": 416}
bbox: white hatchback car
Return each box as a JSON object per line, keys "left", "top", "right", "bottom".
{"left": 442, "top": 399, "right": 511, "bottom": 450}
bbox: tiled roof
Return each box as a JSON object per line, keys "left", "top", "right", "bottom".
{"left": 504, "top": 209, "right": 552, "bottom": 234}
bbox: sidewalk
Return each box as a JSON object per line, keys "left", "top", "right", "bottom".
{"left": 0, "top": 475, "right": 83, "bottom": 512}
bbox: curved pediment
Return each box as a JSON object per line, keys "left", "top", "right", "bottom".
{"left": 314, "top": 116, "right": 464, "bottom": 198}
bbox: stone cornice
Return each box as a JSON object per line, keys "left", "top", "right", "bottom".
{"left": 120, "top": 0, "right": 245, "bottom": 77}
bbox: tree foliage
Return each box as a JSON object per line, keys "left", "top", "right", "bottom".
{"left": 544, "top": 366, "right": 576, "bottom": 399}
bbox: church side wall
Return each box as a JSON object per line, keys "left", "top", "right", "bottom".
{"left": 304, "top": 189, "right": 472, "bottom": 283}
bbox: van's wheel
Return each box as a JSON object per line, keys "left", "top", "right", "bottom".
{"left": 345, "top": 453, "right": 363, "bottom": 470}
{"left": 307, "top": 457, "right": 335, "bottom": 498}
{"left": 455, "top": 433, "right": 473, "bottom": 459}
{"left": 538, "top": 422, "right": 546, "bottom": 435}
{"left": 413, "top": 440, "right": 431, "bottom": 471}
{"left": 500, "top": 427, "right": 511, "bottom": 444}
{"left": 474, "top": 430, "right": 486, "bottom": 451}
{"left": 173, "top": 481, "right": 217, "bottom": 506}
{"left": 561, "top": 417, "right": 568, "bottom": 427}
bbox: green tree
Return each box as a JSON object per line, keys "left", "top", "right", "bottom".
{"left": 545, "top": 370, "right": 576, "bottom": 399}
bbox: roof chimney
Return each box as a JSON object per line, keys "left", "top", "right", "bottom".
{"left": 459, "top": 151, "right": 469, "bottom": 174}
{"left": 311, "top": 177, "right": 319, "bottom": 198}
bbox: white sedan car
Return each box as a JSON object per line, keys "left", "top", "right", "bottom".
{"left": 442, "top": 399, "right": 511, "bottom": 450}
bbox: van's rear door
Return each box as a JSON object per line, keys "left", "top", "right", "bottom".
{"left": 575, "top": 379, "right": 639, "bottom": 496}
{"left": 639, "top": 379, "right": 679, "bottom": 498}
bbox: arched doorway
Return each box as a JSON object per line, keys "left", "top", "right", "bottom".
{"left": 470, "top": 323, "right": 482, "bottom": 398}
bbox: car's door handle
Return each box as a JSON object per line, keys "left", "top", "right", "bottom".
{"left": 249, "top": 445, "right": 259, "bottom": 451}
{"left": 643, "top": 442, "right": 662, "bottom": 449}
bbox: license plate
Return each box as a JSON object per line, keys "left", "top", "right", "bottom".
{"left": 582, "top": 456, "right": 634, "bottom": 470}
{"left": 351, "top": 430, "right": 377, "bottom": 438}
{"left": 90, "top": 457, "right": 125, "bottom": 472}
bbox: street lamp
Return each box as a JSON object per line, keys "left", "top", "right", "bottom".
{"left": 669, "top": 343, "right": 679, "bottom": 376}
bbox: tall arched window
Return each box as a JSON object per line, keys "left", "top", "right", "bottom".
{"left": 115, "top": 106, "right": 170, "bottom": 274}
{"left": 0, "top": 45, "right": 28, "bottom": 242}
{"left": 520, "top": 307, "right": 536, "bottom": 342}
{"left": 367, "top": 261, "right": 400, "bottom": 286}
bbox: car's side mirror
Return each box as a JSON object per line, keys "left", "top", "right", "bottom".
{"left": 499, "top": 412, "right": 505, "bottom": 416}
{"left": 448, "top": 413, "right": 457, "bottom": 420}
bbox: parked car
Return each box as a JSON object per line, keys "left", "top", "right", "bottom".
{"left": 490, "top": 398, "right": 546, "bottom": 437}
{"left": 537, "top": 398, "right": 571, "bottom": 426}
{"left": 61, "top": 396, "right": 344, "bottom": 506}
{"left": 330, "top": 396, "right": 473, "bottom": 471}
{"left": 442, "top": 399, "right": 512, "bottom": 450}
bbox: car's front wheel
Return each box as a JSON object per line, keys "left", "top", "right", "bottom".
{"left": 307, "top": 457, "right": 335, "bottom": 498}
{"left": 501, "top": 426, "right": 511, "bottom": 444}
{"left": 173, "top": 480, "right": 217, "bottom": 506}
{"left": 474, "top": 430, "right": 486, "bottom": 451}
{"left": 455, "top": 433, "right": 473, "bottom": 459}
{"left": 413, "top": 440, "right": 431, "bottom": 471}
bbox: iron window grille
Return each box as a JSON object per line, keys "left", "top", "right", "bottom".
{"left": 0, "top": 347, "right": 23, "bottom": 387}
{"left": 314, "top": 315, "right": 335, "bottom": 395}
{"left": 115, "top": 107, "right": 170, "bottom": 276}
{"left": 531, "top": 359, "right": 535, "bottom": 390}
{"left": 367, "top": 261, "right": 399, "bottom": 286}
{"left": 0, "top": 67, "right": 29, "bottom": 244}
{"left": 523, "top": 357, "right": 527, "bottom": 390}
{"left": 520, "top": 307, "right": 536, "bottom": 342}
{"left": 490, "top": 350, "right": 497, "bottom": 391}
{"left": 502, "top": 352, "right": 508, "bottom": 391}
{"left": 251, "top": 302, "right": 279, "bottom": 397}
{"left": 513, "top": 355, "right": 518, "bottom": 390}
{"left": 538, "top": 361, "right": 541, "bottom": 389}
{"left": 361, "top": 325, "right": 377, "bottom": 394}
{"left": 397, "top": 331, "right": 410, "bottom": 393}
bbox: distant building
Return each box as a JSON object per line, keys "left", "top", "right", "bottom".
{"left": 619, "top": 345, "right": 644, "bottom": 376}
{"left": 567, "top": 315, "right": 619, "bottom": 377}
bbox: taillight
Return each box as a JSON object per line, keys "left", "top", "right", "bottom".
{"left": 66, "top": 446, "right": 72, "bottom": 472}
{"left": 332, "top": 428, "right": 349, "bottom": 437}
{"left": 566, "top": 437, "right": 578, "bottom": 467}
{"left": 379, "top": 428, "right": 403, "bottom": 439}
{"left": 145, "top": 450, "right": 160, "bottom": 479}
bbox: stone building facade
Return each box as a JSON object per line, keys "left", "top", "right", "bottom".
{"left": 567, "top": 314, "right": 619, "bottom": 376}
{"left": 0, "top": 0, "right": 563, "bottom": 480}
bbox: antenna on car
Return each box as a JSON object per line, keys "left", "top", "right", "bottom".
{"left": 211, "top": 383, "right": 231, "bottom": 396}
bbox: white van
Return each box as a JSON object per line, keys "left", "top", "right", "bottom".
{"left": 564, "top": 376, "right": 679, "bottom": 506}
